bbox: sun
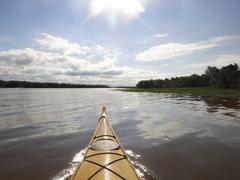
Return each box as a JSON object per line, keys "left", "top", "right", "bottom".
{"left": 90, "top": 0, "right": 145, "bottom": 19}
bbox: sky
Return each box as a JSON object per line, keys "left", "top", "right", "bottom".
{"left": 0, "top": 0, "right": 240, "bottom": 86}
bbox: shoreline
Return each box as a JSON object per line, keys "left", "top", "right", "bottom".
{"left": 119, "top": 87, "right": 240, "bottom": 97}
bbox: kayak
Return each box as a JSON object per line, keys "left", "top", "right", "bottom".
{"left": 71, "top": 106, "right": 140, "bottom": 180}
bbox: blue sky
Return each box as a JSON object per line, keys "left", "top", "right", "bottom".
{"left": 0, "top": 0, "right": 239, "bottom": 86}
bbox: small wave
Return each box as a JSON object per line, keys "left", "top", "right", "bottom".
{"left": 53, "top": 149, "right": 150, "bottom": 180}
{"left": 126, "top": 150, "right": 151, "bottom": 180}
{"left": 52, "top": 149, "right": 86, "bottom": 180}
{"left": 123, "top": 106, "right": 132, "bottom": 110}
{"left": 125, "top": 150, "right": 141, "bottom": 159}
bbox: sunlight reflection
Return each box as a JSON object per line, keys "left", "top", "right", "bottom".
{"left": 53, "top": 148, "right": 86, "bottom": 180}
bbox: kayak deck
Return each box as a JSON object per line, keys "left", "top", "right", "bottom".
{"left": 71, "top": 107, "right": 140, "bottom": 180}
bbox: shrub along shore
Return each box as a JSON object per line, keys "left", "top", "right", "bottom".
{"left": 121, "top": 64, "right": 240, "bottom": 97}
{"left": 137, "top": 64, "right": 240, "bottom": 89}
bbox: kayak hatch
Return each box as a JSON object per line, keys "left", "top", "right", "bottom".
{"left": 71, "top": 106, "right": 140, "bottom": 180}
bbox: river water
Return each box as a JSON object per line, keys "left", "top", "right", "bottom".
{"left": 0, "top": 88, "right": 240, "bottom": 180}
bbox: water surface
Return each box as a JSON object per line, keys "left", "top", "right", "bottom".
{"left": 0, "top": 89, "right": 240, "bottom": 180}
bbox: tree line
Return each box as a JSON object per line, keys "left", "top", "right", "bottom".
{"left": 137, "top": 64, "right": 240, "bottom": 89}
{"left": 0, "top": 80, "right": 109, "bottom": 88}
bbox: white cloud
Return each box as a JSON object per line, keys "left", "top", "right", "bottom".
{"left": 190, "top": 54, "right": 240, "bottom": 69}
{"left": 153, "top": 33, "right": 168, "bottom": 38}
{"left": 136, "top": 35, "right": 240, "bottom": 62}
{"left": 94, "top": 44, "right": 119, "bottom": 58}
{"left": 36, "top": 33, "right": 89, "bottom": 56}
{"left": 0, "top": 37, "right": 160, "bottom": 86}
{"left": 214, "top": 55, "right": 240, "bottom": 66}
{"left": 1, "top": 33, "right": 239, "bottom": 85}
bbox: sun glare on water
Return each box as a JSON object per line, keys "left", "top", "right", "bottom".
{"left": 90, "top": 0, "right": 145, "bottom": 19}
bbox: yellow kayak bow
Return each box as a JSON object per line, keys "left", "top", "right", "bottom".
{"left": 71, "top": 106, "right": 140, "bottom": 180}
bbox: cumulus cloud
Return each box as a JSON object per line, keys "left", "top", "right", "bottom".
{"left": 0, "top": 34, "right": 160, "bottom": 86}
{"left": 136, "top": 35, "right": 240, "bottom": 62}
{"left": 0, "top": 48, "right": 34, "bottom": 66}
{"left": 36, "top": 33, "right": 89, "bottom": 56}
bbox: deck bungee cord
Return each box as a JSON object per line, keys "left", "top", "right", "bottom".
{"left": 71, "top": 106, "right": 140, "bottom": 180}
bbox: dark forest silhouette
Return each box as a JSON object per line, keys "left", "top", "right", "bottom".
{"left": 0, "top": 80, "right": 109, "bottom": 88}
{"left": 137, "top": 64, "right": 240, "bottom": 89}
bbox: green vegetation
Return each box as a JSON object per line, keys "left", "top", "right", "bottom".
{"left": 0, "top": 80, "right": 109, "bottom": 88}
{"left": 121, "top": 87, "right": 240, "bottom": 97}
{"left": 121, "top": 64, "right": 240, "bottom": 97}
{"left": 137, "top": 64, "right": 240, "bottom": 89}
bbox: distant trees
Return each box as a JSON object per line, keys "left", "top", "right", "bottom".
{"left": 0, "top": 80, "right": 109, "bottom": 88}
{"left": 137, "top": 64, "right": 240, "bottom": 89}
{"left": 205, "top": 64, "right": 240, "bottom": 88}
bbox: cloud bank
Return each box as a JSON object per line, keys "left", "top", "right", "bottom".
{"left": 136, "top": 36, "right": 239, "bottom": 62}
{"left": 0, "top": 33, "right": 158, "bottom": 86}
{"left": 0, "top": 33, "right": 239, "bottom": 86}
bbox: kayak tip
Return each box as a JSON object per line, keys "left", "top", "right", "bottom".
{"left": 102, "top": 106, "right": 107, "bottom": 117}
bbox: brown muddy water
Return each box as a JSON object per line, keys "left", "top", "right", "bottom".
{"left": 0, "top": 88, "right": 240, "bottom": 180}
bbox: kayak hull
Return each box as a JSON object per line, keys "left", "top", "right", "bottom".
{"left": 71, "top": 107, "right": 140, "bottom": 180}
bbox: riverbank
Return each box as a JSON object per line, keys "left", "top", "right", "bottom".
{"left": 120, "top": 87, "right": 240, "bottom": 97}
{"left": 0, "top": 80, "right": 109, "bottom": 88}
